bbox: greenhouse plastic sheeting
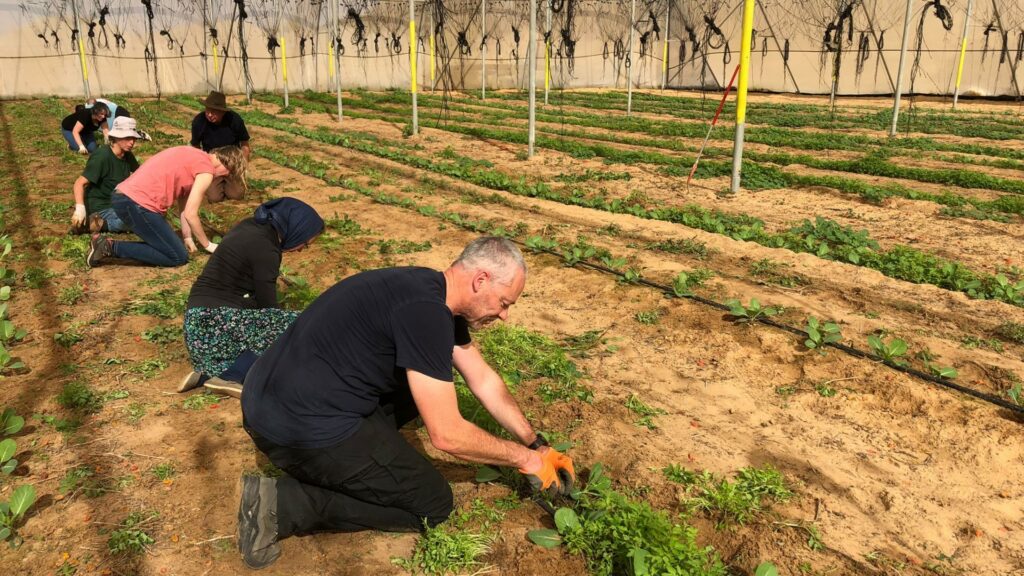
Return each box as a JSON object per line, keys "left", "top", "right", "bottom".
{"left": 1, "top": 0, "right": 1022, "bottom": 99}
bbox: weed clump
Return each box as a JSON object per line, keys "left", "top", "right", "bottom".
{"left": 665, "top": 464, "right": 792, "bottom": 527}
{"left": 475, "top": 324, "right": 590, "bottom": 403}
{"left": 995, "top": 322, "right": 1024, "bottom": 344}
{"left": 57, "top": 381, "right": 101, "bottom": 413}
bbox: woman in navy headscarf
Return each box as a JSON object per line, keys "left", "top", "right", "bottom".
{"left": 179, "top": 198, "right": 324, "bottom": 397}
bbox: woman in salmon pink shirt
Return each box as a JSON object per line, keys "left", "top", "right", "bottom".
{"left": 86, "top": 145, "right": 248, "bottom": 267}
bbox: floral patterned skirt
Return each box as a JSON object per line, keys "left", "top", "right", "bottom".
{"left": 183, "top": 306, "right": 301, "bottom": 377}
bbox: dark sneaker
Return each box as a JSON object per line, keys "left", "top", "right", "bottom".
{"left": 86, "top": 234, "right": 112, "bottom": 268}
{"left": 238, "top": 476, "right": 280, "bottom": 569}
{"left": 177, "top": 371, "right": 203, "bottom": 393}
{"left": 88, "top": 213, "right": 106, "bottom": 234}
{"left": 205, "top": 377, "right": 243, "bottom": 399}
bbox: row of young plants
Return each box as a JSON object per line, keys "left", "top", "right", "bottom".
{"left": 494, "top": 88, "right": 1024, "bottom": 142}
{"left": 291, "top": 91, "right": 1024, "bottom": 211}
{"left": 0, "top": 155, "right": 35, "bottom": 546}
{"left": 356, "top": 88, "right": 1024, "bottom": 164}
{"left": 169, "top": 98, "right": 1024, "bottom": 308}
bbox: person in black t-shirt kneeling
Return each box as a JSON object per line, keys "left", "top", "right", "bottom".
{"left": 235, "top": 237, "right": 576, "bottom": 569}
{"left": 179, "top": 198, "right": 323, "bottom": 399}
{"left": 191, "top": 91, "right": 252, "bottom": 202}
{"left": 61, "top": 102, "right": 109, "bottom": 155}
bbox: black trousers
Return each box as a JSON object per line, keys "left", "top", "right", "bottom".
{"left": 245, "top": 392, "right": 453, "bottom": 537}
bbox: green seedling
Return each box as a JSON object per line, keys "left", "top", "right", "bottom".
{"left": 53, "top": 327, "right": 84, "bottom": 348}
{"left": 688, "top": 465, "right": 792, "bottom": 528}
{"left": 634, "top": 310, "right": 661, "bottom": 325}
{"left": 278, "top": 272, "right": 320, "bottom": 311}
{"left": 150, "top": 462, "right": 177, "bottom": 481}
{"left": 725, "top": 298, "right": 779, "bottom": 323}
{"left": 132, "top": 359, "right": 168, "bottom": 380}
{"left": 620, "top": 267, "right": 643, "bottom": 284}
{"left": 58, "top": 283, "right": 85, "bottom": 305}
{"left": 182, "top": 392, "right": 220, "bottom": 411}
{"left": 804, "top": 317, "right": 842, "bottom": 352}
{"left": 755, "top": 563, "right": 779, "bottom": 576}
{"left": 867, "top": 334, "right": 909, "bottom": 366}
{"left": 671, "top": 269, "right": 714, "bottom": 297}
{"left": 107, "top": 512, "right": 156, "bottom": 556}
{"left": 141, "top": 325, "right": 182, "bottom": 345}
{"left": 600, "top": 255, "right": 627, "bottom": 270}
{"left": 626, "top": 394, "right": 665, "bottom": 430}
{"left": 1007, "top": 382, "right": 1022, "bottom": 406}
{"left": 524, "top": 236, "right": 559, "bottom": 252}
{"left": 0, "top": 438, "right": 17, "bottom": 475}
{"left": 561, "top": 244, "right": 597, "bottom": 266}
{"left": 125, "top": 288, "right": 187, "bottom": 319}
{"left": 324, "top": 213, "right": 365, "bottom": 236}
{"left": 0, "top": 484, "right": 37, "bottom": 544}
{"left": 1, "top": 407, "right": 24, "bottom": 437}
{"left": 662, "top": 463, "right": 699, "bottom": 485}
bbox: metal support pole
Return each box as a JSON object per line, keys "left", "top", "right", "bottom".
{"left": 481, "top": 0, "right": 486, "bottom": 99}
{"left": 528, "top": 0, "right": 537, "bottom": 157}
{"left": 429, "top": 5, "right": 436, "bottom": 91}
{"left": 410, "top": 0, "right": 418, "bottom": 135}
{"left": 626, "top": 0, "right": 636, "bottom": 116}
{"left": 333, "top": 0, "right": 342, "bottom": 122}
{"left": 889, "top": 0, "right": 914, "bottom": 137}
{"left": 729, "top": 0, "right": 755, "bottom": 193}
{"left": 661, "top": 0, "right": 669, "bottom": 90}
{"left": 544, "top": 0, "right": 551, "bottom": 104}
{"left": 70, "top": 0, "right": 91, "bottom": 99}
{"left": 953, "top": 0, "right": 974, "bottom": 110}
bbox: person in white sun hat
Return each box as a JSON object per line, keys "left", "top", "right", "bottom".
{"left": 70, "top": 116, "right": 145, "bottom": 234}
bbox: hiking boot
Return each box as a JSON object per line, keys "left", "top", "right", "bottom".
{"left": 205, "top": 377, "right": 243, "bottom": 399}
{"left": 238, "top": 476, "right": 280, "bottom": 569}
{"left": 177, "top": 371, "right": 203, "bottom": 393}
{"left": 88, "top": 213, "right": 106, "bottom": 234}
{"left": 86, "top": 234, "right": 112, "bottom": 268}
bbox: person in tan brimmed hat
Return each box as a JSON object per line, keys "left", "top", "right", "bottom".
{"left": 70, "top": 116, "right": 143, "bottom": 234}
{"left": 191, "top": 91, "right": 251, "bottom": 201}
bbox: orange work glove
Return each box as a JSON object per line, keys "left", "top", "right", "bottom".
{"left": 520, "top": 447, "right": 576, "bottom": 496}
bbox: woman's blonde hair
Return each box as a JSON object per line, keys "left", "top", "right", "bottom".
{"left": 210, "top": 145, "right": 248, "bottom": 195}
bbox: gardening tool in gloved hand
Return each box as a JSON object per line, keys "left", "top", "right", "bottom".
{"left": 520, "top": 447, "right": 576, "bottom": 498}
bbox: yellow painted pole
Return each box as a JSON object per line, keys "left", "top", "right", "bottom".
{"left": 78, "top": 35, "right": 89, "bottom": 83}
{"left": 410, "top": 20, "right": 418, "bottom": 94}
{"left": 544, "top": 41, "right": 550, "bottom": 94}
{"left": 409, "top": 0, "right": 418, "bottom": 135}
{"left": 429, "top": 22, "right": 435, "bottom": 86}
{"left": 282, "top": 35, "right": 289, "bottom": 107}
{"left": 328, "top": 42, "right": 335, "bottom": 79}
{"left": 661, "top": 38, "right": 668, "bottom": 89}
{"left": 953, "top": 0, "right": 973, "bottom": 110}
{"left": 212, "top": 39, "right": 220, "bottom": 77}
{"left": 729, "top": 0, "right": 755, "bottom": 193}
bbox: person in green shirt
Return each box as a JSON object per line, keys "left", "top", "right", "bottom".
{"left": 71, "top": 116, "right": 142, "bottom": 234}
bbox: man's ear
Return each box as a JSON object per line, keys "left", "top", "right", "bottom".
{"left": 471, "top": 270, "right": 490, "bottom": 293}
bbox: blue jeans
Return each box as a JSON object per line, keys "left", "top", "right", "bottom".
{"left": 92, "top": 206, "right": 127, "bottom": 233}
{"left": 62, "top": 129, "right": 97, "bottom": 153}
{"left": 110, "top": 192, "right": 189, "bottom": 267}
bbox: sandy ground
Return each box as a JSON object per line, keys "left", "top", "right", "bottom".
{"left": 0, "top": 92, "right": 1022, "bottom": 576}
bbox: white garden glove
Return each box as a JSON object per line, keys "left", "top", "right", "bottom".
{"left": 204, "top": 242, "right": 218, "bottom": 254}
{"left": 71, "top": 204, "right": 87, "bottom": 228}
{"left": 78, "top": 147, "right": 89, "bottom": 156}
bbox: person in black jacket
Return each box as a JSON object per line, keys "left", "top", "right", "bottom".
{"left": 178, "top": 198, "right": 323, "bottom": 398}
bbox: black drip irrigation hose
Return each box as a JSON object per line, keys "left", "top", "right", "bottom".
{"left": 517, "top": 245, "right": 1024, "bottom": 417}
